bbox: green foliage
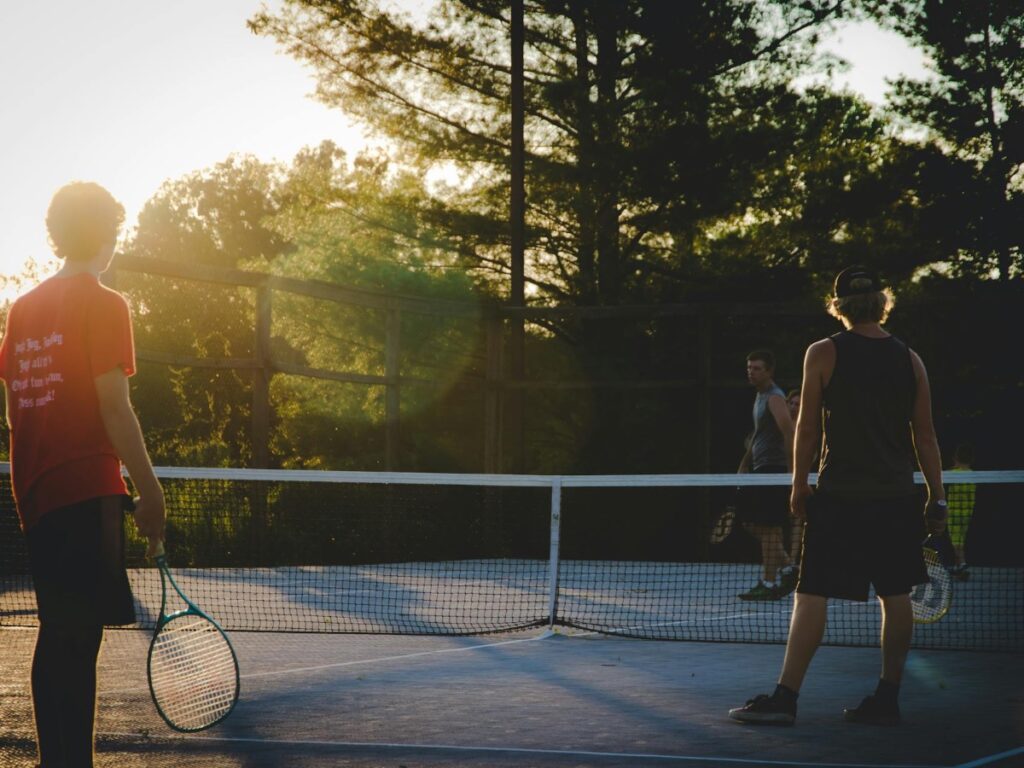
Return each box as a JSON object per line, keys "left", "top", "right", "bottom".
{"left": 119, "top": 156, "right": 289, "bottom": 466}
{"left": 858, "top": 0, "right": 1023, "bottom": 280}
{"left": 250, "top": 0, "right": 853, "bottom": 306}
{"left": 26, "top": 0, "right": 1011, "bottom": 476}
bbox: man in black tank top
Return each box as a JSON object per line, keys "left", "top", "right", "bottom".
{"left": 730, "top": 266, "right": 947, "bottom": 727}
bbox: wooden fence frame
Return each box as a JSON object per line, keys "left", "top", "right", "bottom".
{"left": 105, "top": 255, "right": 820, "bottom": 471}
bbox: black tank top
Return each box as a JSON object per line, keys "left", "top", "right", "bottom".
{"left": 816, "top": 331, "right": 917, "bottom": 499}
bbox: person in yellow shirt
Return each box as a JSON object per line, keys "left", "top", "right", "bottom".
{"left": 945, "top": 443, "right": 975, "bottom": 581}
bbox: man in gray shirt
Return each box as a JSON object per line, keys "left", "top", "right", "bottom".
{"left": 735, "top": 350, "right": 797, "bottom": 600}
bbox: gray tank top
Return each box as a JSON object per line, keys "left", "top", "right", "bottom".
{"left": 751, "top": 383, "right": 787, "bottom": 470}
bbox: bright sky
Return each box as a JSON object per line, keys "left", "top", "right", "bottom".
{"left": 0, "top": 4, "right": 930, "bottom": 285}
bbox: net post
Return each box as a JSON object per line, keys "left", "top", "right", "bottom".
{"left": 547, "top": 477, "right": 562, "bottom": 629}
{"left": 385, "top": 306, "right": 401, "bottom": 471}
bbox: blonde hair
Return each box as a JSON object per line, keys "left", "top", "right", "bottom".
{"left": 826, "top": 288, "right": 896, "bottom": 327}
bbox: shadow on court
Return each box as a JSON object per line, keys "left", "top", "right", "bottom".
{"left": 1, "top": 627, "right": 1022, "bottom": 768}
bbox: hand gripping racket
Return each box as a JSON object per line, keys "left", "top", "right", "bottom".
{"left": 148, "top": 540, "right": 240, "bottom": 731}
{"left": 910, "top": 536, "right": 953, "bottom": 624}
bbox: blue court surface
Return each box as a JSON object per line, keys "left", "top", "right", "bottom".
{"left": 1, "top": 625, "right": 1021, "bottom": 767}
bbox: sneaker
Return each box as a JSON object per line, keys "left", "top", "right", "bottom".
{"left": 729, "top": 693, "right": 796, "bottom": 725}
{"left": 738, "top": 581, "right": 780, "bottom": 601}
{"left": 843, "top": 695, "right": 901, "bottom": 726}
{"left": 776, "top": 566, "right": 799, "bottom": 597}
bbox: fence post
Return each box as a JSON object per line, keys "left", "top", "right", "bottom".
{"left": 697, "top": 311, "right": 712, "bottom": 472}
{"left": 484, "top": 313, "right": 503, "bottom": 473}
{"left": 385, "top": 306, "right": 401, "bottom": 470}
{"left": 252, "top": 285, "right": 272, "bottom": 469}
{"left": 696, "top": 311, "right": 712, "bottom": 558}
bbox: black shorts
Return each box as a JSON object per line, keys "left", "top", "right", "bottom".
{"left": 797, "top": 492, "right": 929, "bottom": 601}
{"left": 27, "top": 496, "right": 137, "bottom": 627}
{"left": 734, "top": 465, "right": 789, "bottom": 527}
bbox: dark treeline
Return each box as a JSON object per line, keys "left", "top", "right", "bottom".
{"left": 1, "top": 0, "right": 1021, "bottom": 474}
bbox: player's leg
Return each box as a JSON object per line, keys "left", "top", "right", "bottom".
{"left": 946, "top": 509, "right": 970, "bottom": 580}
{"left": 844, "top": 497, "right": 925, "bottom": 726}
{"left": 778, "top": 592, "right": 827, "bottom": 690}
{"left": 879, "top": 593, "right": 913, "bottom": 683}
{"left": 738, "top": 524, "right": 782, "bottom": 600}
{"left": 843, "top": 593, "right": 910, "bottom": 726}
{"left": 32, "top": 621, "right": 104, "bottom": 766}
{"left": 27, "top": 498, "right": 135, "bottom": 765}
{"left": 730, "top": 492, "right": 854, "bottom": 725}
{"left": 728, "top": 593, "right": 825, "bottom": 725}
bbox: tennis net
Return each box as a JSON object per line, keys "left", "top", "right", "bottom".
{"left": 1, "top": 464, "right": 1021, "bottom": 651}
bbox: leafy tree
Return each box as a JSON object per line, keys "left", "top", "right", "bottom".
{"left": 250, "top": 0, "right": 849, "bottom": 307}
{"left": 117, "top": 143, "right": 488, "bottom": 470}
{"left": 118, "top": 156, "right": 289, "bottom": 465}
{"left": 267, "top": 141, "right": 488, "bottom": 469}
{"left": 861, "top": 0, "right": 1023, "bottom": 280}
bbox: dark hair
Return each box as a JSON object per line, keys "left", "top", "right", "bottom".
{"left": 746, "top": 349, "right": 775, "bottom": 371}
{"left": 954, "top": 443, "right": 974, "bottom": 466}
{"left": 46, "top": 182, "right": 125, "bottom": 262}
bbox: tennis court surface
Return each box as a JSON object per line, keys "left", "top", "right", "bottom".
{"left": 2, "top": 467, "right": 1022, "bottom": 766}
{"left": 1, "top": 627, "right": 1022, "bottom": 767}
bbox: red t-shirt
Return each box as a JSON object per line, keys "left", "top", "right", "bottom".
{"left": 0, "top": 273, "right": 135, "bottom": 531}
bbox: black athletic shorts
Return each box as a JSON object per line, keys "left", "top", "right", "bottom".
{"left": 26, "top": 496, "right": 137, "bottom": 627}
{"left": 734, "top": 465, "right": 789, "bottom": 526}
{"left": 797, "top": 491, "right": 929, "bottom": 601}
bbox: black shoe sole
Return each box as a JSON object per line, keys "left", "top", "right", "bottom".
{"left": 729, "top": 712, "right": 795, "bottom": 726}
{"left": 843, "top": 709, "right": 901, "bottom": 726}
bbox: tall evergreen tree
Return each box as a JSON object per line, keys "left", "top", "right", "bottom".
{"left": 250, "top": 0, "right": 846, "bottom": 306}
{"left": 862, "top": 0, "right": 1023, "bottom": 280}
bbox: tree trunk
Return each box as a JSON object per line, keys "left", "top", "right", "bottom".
{"left": 570, "top": 0, "right": 597, "bottom": 304}
{"left": 592, "top": 3, "right": 622, "bottom": 306}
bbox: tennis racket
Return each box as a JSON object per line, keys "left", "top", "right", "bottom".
{"left": 148, "top": 540, "right": 240, "bottom": 732}
{"left": 911, "top": 536, "right": 952, "bottom": 624}
{"left": 709, "top": 504, "right": 736, "bottom": 544}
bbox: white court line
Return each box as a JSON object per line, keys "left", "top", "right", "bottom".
{"left": 954, "top": 747, "right": 1024, "bottom": 768}
{"left": 101, "top": 629, "right": 556, "bottom": 696}
{"left": 95, "top": 732, "right": 946, "bottom": 768}
{"left": 242, "top": 629, "right": 554, "bottom": 681}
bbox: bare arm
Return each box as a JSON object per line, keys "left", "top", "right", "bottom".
{"left": 738, "top": 442, "right": 752, "bottom": 473}
{"left": 95, "top": 367, "right": 165, "bottom": 552}
{"left": 790, "top": 340, "right": 831, "bottom": 519}
{"left": 767, "top": 394, "right": 794, "bottom": 472}
{"left": 909, "top": 350, "right": 946, "bottom": 533}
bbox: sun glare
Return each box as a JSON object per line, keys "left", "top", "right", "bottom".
{"left": 1, "top": 4, "right": 926, "bottom": 299}
{"left": 0, "top": 1, "right": 366, "bottom": 290}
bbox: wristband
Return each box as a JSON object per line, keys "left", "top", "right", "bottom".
{"left": 926, "top": 499, "right": 948, "bottom": 520}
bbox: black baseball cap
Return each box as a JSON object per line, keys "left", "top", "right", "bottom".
{"left": 833, "top": 266, "right": 883, "bottom": 298}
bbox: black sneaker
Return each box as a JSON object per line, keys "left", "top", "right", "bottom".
{"left": 738, "top": 581, "right": 781, "bottom": 601}
{"left": 843, "top": 695, "right": 901, "bottom": 726}
{"left": 729, "top": 693, "right": 796, "bottom": 725}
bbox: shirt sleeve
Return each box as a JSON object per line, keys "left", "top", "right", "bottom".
{"left": 88, "top": 289, "right": 136, "bottom": 378}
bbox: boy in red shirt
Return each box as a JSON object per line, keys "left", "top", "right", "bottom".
{"left": 0, "top": 182, "right": 165, "bottom": 767}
